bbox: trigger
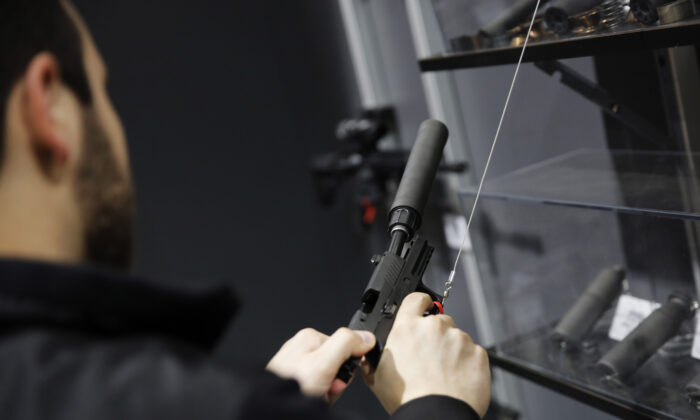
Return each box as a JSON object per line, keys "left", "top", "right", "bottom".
{"left": 423, "top": 301, "right": 444, "bottom": 316}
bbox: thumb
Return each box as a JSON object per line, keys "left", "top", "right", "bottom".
{"left": 316, "top": 328, "right": 376, "bottom": 373}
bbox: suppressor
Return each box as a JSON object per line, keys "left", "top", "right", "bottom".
{"left": 629, "top": 0, "right": 673, "bottom": 24}
{"left": 597, "top": 291, "right": 695, "bottom": 381}
{"left": 551, "top": 266, "right": 625, "bottom": 349}
{"left": 389, "top": 120, "right": 447, "bottom": 238}
{"left": 545, "top": 0, "right": 602, "bottom": 34}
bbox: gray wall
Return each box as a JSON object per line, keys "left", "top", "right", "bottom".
{"left": 74, "top": 1, "right": 386, "bottom": 418}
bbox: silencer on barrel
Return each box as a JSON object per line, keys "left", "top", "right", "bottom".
{"left": 479, "top": 0, "right": 541, "bottom": 38}
{"left": 630, "top": 0, "right": 672, "bottom": 24}
{"left": 389, "top": 120, "right": 448, "bottom": 234}
{"left": 545, "top": 0, "right": 602, "bottom": 34}
{"left": 597, "top": 291, "right": 695, "bottom": 381}
{"left": 551, "top": 266, "right": 625, "bottom": 349}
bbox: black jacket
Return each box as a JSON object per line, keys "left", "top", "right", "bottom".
{"left": 0, "top": 259, "right": 479, "bottom": 420}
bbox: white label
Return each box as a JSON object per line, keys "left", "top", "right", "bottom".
{"left": 443, "top": 214, "right": 472, "bottom": 251}
{"left": 608, "top": 295, "right": 661, "bottom": 341}
{"left": 692, "top": 314, "right": 700, "bottom": 360}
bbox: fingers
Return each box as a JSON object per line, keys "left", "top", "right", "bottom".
{"left": 326, "top": 377, "right": 350, "bottom": 406}
{"left": 316, "top": 328, "right": 376, "bottom": 371}
{"left": 474, "top": 345, "right": 489, "bottom": 366}
{"left": 267, "top": 328, "right": 330, "bottom": 374}
{"left": 284, "top": 328, "right": 329, "bottom": 353}
{"left": 434, "top": 314, "right": 456, "bottom": 328}
{"left": 446, "top": 327, "right": 474, "bottom": 350}
{"left": 328, "top": 378, "right": 349, "bottom": 396}
{"left": 396, "top": 292, "right": 433, "bottom": 321}
{"left": 360, "top": 357, "right": 375, "bottom": 386}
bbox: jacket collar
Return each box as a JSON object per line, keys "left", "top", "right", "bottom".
{"left": 0, "top": 258, "right": 236, "bottom": 350}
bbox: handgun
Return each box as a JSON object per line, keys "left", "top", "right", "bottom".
{"left": 336, "top": 119, "right": 449, "bottom": 383}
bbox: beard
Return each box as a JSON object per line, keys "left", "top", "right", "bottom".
{"left": 74, "top": 109, "right": 135, "bottom": 270}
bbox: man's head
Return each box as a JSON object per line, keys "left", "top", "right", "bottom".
{"left": 0, "top": 0, "right": 134, "bottom": 269}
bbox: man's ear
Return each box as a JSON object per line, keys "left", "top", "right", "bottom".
{"left": 24, "top": 52, "right": 75, "bottom": 175}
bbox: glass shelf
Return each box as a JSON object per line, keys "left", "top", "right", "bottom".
{"left": 458, "top": 149, "right": 700, "bottom": 418}
{"left": 425, "top": 0, "right": 700, "bottom": 71}
{"left": 420, "top": 15, "right": 700, "bottom": 71}
{"left": 460, "top": 149, "right": 700, "bottom": 222}
{"left": 489, "top": 319, "right": 700, "bottom": 420}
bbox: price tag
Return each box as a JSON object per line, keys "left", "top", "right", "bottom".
{"left": 691, "top": 314, "right": 700, "bottom": 360}
{"left": 443, "top": 214, "right": 472, "bottom": 251}
{"left": 608, "top": 295, "right": 660, "bottom": 341}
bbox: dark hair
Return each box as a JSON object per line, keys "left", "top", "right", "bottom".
{"left": 0, "top": 0, "right": 92, "bottom": 165}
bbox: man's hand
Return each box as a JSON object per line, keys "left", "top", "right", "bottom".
{"left": 363, "top": 293, "right": 491, "bottom": 417}
{"left": 267, "top": 327, "right": 376, "bottom": 404}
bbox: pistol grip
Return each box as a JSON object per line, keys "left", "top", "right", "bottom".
{"left": 336, "top": 343, "right": 382, "bottom": 383}
{"left": 336, "top": 357, "right": 359, "bottom": 383}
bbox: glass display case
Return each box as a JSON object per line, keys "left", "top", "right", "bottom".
{"left": 460, "top": 149, "right": 700, "bottom": 419}
{"left": 409, "top": 0, "right": 700, "bottom": 418}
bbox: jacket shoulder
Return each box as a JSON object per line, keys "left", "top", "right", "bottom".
{"left": 0, "top": 330, "right": 245, "bottom": 420}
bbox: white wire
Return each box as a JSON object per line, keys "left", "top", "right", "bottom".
{"left": 444, "top": 0, "right": 542, "bottom": 303}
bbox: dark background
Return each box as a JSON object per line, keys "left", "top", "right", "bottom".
{"left": 73, "top": 1, "right": 387, "bottom": 418}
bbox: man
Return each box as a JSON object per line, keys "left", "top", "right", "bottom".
{"left": 0, "top": 1, "right": 491, "bottom": 419}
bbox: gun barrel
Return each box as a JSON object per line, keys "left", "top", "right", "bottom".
{"left": 390, "top": 120, "right": 448, "bottom": 234}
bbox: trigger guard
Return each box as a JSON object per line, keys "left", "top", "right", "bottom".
{"left": 416, "top": 282, "right": 442, "bottom": 303}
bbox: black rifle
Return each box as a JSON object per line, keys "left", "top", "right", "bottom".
{"left": 336, "top": 119, "right": 449, "bottom": 383}
{"left": 310, "top": 108, "right": 465, "bottom": 215}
